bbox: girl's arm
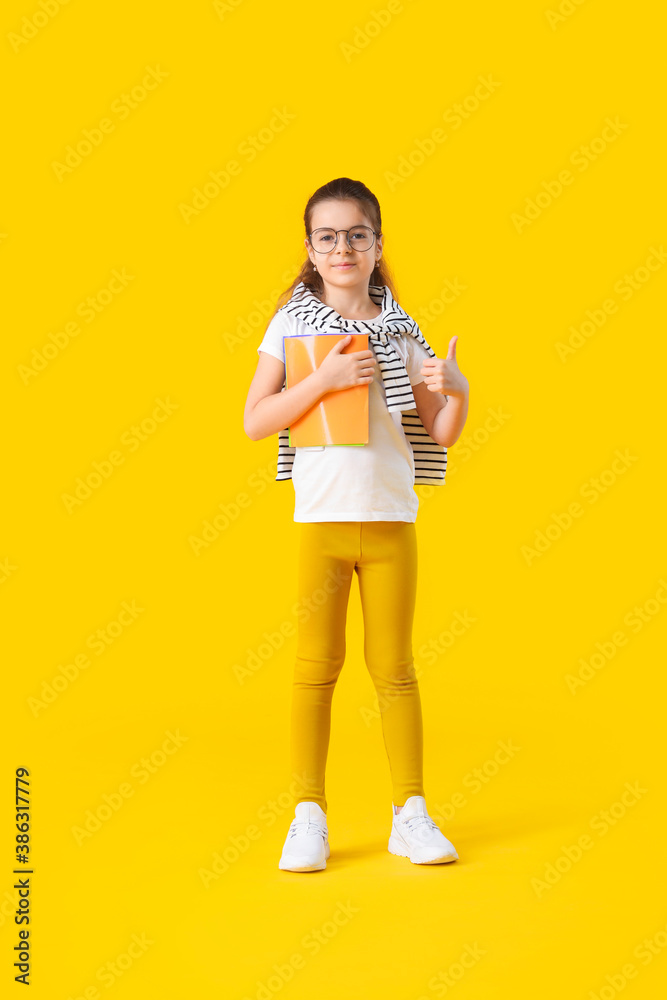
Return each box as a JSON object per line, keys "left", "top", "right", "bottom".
{"left": 413, "top": 335, "right": 469, "bottom": 448}
{"left": 419, "top": 387, "right": 469, "bottom": 448}
{"left": 244, "top": 351, "right": 330, "bottom": 441}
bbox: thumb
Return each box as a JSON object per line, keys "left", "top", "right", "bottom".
{"left": 446, "top": 335, "right": 458, "bottom": 361}
{"left": 333, "top": 334, "right": 352, "bottom": 351}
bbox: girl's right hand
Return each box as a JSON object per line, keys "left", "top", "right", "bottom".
{"left": 316, "top": 334, "right": 377, "bottom": 393}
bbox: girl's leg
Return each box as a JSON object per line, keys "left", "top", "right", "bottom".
{"left": 291, "top": 522, "right": 355, "bottom": 814}
{"left": 355, "top": 521, "right": 425, "bottom": 806}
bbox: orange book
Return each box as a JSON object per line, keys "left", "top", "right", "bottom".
{"left": 284, "top": 333, "right": 370, "bottom": 447}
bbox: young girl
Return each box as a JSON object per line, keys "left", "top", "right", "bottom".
{"left": 244, "top": 177, "right": 470, "bottom": 872}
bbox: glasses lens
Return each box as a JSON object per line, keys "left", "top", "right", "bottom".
{"left": 347, "top": 227, "right": 373, "bottom": 250}
{"left": 311, "top": 229, "right": 337, "bottom": 253}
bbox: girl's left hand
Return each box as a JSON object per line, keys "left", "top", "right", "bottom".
{"left": 420, "top": 336, "right": 469, "bottom": 397}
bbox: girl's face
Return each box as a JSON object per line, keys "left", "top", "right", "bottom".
{"left": 304, "top": 199, "right": 383, "bottom": 291}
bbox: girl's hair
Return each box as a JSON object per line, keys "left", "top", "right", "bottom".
{"left": 268, "top": 177, "right": 399, "bottom": 324}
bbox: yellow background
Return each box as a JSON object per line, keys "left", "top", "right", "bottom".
{"left": 2, "top": 0, "right": 666, "bottom": 997}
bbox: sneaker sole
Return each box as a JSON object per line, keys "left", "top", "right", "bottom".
{"left": 278, "top": 842, "right": 330, "bottom": 872}
{"left": 278, "top": 859, "right": 326, "bottom": 872}
{"left": 388, "top": 833, "right": 458, "bottom": 865}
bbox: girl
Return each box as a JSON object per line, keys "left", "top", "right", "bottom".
{"left": 244, "top": 177, "right": 469, "bottom": 872}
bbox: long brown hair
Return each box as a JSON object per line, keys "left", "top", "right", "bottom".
{"left": 268, "top": 177, "right": 399, "bottom": 325}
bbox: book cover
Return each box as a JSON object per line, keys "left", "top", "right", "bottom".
{"left": 284, "top": 333, "right": 370, "bottom": 447}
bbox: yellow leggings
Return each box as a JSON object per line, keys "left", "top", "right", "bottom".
{"left": 291, "top": 520, "right": 425, "bottom": 814}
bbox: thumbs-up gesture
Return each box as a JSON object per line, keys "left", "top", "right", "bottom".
{"left": 420, "top": 336, "right": 468, "bottom": 397}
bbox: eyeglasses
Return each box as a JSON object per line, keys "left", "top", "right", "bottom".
{"left": 308, "top": 226, "right": 379, "bottom": 254}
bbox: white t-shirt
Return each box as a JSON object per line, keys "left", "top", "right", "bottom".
{"left": 256, "top": 306, "right": 432, "bottom": 523}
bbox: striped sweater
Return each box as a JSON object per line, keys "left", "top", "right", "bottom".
{"left": 274, "top": 281, "right": 447, "bottom": 486}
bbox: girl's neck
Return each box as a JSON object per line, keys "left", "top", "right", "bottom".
{"left": 317, "top": 284, "right": 383, "bottom": 321}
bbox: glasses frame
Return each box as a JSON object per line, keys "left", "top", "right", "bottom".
{"left": 308, "top": 226, "right": 380, "bottom": 254}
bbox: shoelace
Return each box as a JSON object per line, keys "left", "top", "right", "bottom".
{"left": 288, "top": 818, "right": 327, "bottom": 839}
{"left": 402, "top": 814, "right": 440, "bottom": 834}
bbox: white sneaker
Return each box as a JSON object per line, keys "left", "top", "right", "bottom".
{"left": 278, "top": 801, "right": 330, "bottom": 872}
{"left": 388, "top": 795, "right": 459, "bottom": 864}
